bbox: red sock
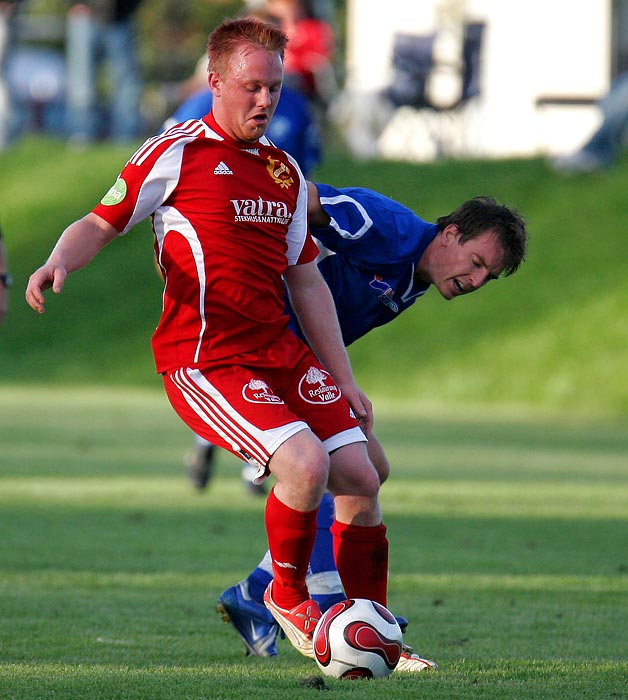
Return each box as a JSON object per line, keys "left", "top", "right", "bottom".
{"left": 265, "top": 487, "right": 319, "bottom": 610}
{"left": 330, "top": 519, "right": 389, "bottom": 606}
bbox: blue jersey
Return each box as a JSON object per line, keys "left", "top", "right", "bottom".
{"left": 164, "top": 86, "right": 322, "bottom": 176}
{"left": 288, "top": 183, "right": 438, "bottom": 346}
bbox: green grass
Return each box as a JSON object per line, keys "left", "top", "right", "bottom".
{"left": 1, "top": 386, "right": 627, "bottom": 699}
{"left": 1, "top": 138, "right": 627, "bottom": 418}
{"left": 1, "top": 136, "right": 627, "bottom": 696}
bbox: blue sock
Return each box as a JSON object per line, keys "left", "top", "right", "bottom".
{"left": 307, "top": 492, "right": 346, "bottom": 612}
{"left": 245, "top": 561, "right": 272, "bottom": 603}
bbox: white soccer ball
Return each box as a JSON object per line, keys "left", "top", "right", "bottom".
{"left": 312, "top": 598, "right": 403, "bottom": 679}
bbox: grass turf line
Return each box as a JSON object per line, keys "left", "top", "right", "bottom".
{"left": 1, "top": 386, "right": 627, "bottom": 699}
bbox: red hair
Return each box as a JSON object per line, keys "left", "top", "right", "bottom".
{"left": 207, "top": 16, "right": 288, "bottom": 76}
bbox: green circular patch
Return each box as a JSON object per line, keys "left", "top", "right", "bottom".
{"left": 101, "top": 177, "right": 128, "bottom": 206}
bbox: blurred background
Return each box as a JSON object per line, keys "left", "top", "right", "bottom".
{"left": 1, "top": 0, "right": 626, "bottom": 159}
{"left": 0, "top": 0, "right": 626, "bottom": 421}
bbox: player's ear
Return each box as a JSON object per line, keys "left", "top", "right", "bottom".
{"left": 442, "top": 224, "right": 459, "bottom": 246}
{"left": 208, "top": 71, "right": 221, "bottom": 95}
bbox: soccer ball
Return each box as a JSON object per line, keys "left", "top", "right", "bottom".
{"left": 312, "top": 598, "right": 403, "bottom": 679}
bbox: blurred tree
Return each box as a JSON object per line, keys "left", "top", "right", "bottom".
{"left": 137, "top": 0, "right": 241, "bottom": 84}
{"left": 19, "top": 0, "right": 241, "bottom": 83}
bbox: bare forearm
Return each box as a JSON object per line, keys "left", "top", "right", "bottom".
{"left": 48, "top": 214, "right": 118, "bottom": 272}
{"left": 284, "top": 261, "right": 372, "bottom": 429}
{"left": 289, "top": 275, "right": 353, "bottom": 383}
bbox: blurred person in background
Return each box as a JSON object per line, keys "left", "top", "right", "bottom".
{"left": 263, "top": 0, "right": 336, "bottom": 108}
{"left": 551, "top": 69, "right": 628, "bottom": 174}
{"left": 65, "top": 0, "right": 143, "bottom": 145}
{"left": 0, "top": 224, "right": 11, "bottom": 323}
{"left": 0, "top": 0, "right": 20, "bottom": 149}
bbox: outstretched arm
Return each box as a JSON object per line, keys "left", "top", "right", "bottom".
{"left": 306, "top": 181, "right": 330, "bottom": 228}
{"left": 26, "top": 213, "right": 119, "bottom": 314}
{"left": 284, "top": 259, "right": 373, "bottom": 433}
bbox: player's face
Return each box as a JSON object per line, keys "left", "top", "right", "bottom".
{"left": 431, "top": 226, "right": 506, "bottom": 300}
{"left": 209, "top": 45, "right": 283, "bottom": 142}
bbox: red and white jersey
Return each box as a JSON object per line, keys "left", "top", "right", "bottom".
{"left": 93, "top": 112, "right": 319, "bottom": 373}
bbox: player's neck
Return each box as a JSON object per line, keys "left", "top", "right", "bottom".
{"left": 414, "top": 237, "right": 436, "bottom": 284}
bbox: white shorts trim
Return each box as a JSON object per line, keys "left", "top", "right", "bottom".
{"left": 322, "top": 426, "right": 367, "bottom": 454}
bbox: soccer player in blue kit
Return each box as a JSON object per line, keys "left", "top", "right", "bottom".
{"left": 216, "top": 179, "right": 528, "bottom": 669}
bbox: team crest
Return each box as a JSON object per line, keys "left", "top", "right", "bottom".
{"left": 266, "top": 156, "right": 294, "bottom": 189}
{"left": 298, "top": 367, "right": 342, "bottom": 405}
{"left": 242, "top": 378, "right": 284, "bottom": 404}
{"left": 369, "top": 275, "right": 399, "bottom": 312}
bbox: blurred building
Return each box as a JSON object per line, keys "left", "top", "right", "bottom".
{"left": 338, "top": 0, "right": 627, "bottom": 161}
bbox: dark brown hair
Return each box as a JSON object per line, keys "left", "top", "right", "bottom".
{"left": 436, "top": 195, "right": 528, "bottom": 276}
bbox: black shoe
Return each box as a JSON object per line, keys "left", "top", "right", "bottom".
{"left": 184, "top": 442, "right": 216, "bottom": 490}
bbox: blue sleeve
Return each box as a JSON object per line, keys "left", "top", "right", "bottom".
{"left": 170, "top": 90, "right": 213, "bottom": 123}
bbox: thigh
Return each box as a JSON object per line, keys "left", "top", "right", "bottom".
{"left": 163, "top": 365, "right": 308, "bottom": 477}
{"left": 163, "top": 333, "right": 366, "bottom": 476}
{"left": 365, "top": 431, "right": 390, "bottom": 484}
{"left": 277, "top": 334, "right": 366, "bottom": 452}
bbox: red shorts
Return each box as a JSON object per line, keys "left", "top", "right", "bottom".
{"left": 163, "top": 331, "right": 365, "bottom": 480}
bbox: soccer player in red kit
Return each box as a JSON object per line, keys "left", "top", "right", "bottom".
{"left": 26, "top": 17, "right": 389, "bottom": 660}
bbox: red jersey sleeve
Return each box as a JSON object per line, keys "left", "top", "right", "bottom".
{"left": 297, "top": 233, "right": 321, "bottom": 265}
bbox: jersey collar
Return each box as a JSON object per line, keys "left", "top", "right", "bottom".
{"left": 203, "top": 111, "right": 270, "bottom": 148}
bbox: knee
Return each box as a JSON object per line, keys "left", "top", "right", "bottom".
{"left": 328, "top": 443, "right": 381, "bottom": 498}
{"left": 270, "top": 430, "right": 330, "bottom": 492}
{"left": 295, "top": 443, "right": 330, "bottom": 491}
{"left": 353, "top": 466, "right": 382, "bottom": 499}
{"left": 366, "top": 433, "right": 390, "bottom": 484}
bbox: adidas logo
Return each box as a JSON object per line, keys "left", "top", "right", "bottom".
{"left": 214, "top": 161, "right": 233, "bottom": 175}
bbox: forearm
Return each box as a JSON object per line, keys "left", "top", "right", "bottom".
{"left": 47, "top": 213, "right": 118, "bottom": 273}
{"left": 285, "top": 262, "right": 373, "bottom": 429}
{"left": 288, "top": 274, "right": 354, "bottom": 385}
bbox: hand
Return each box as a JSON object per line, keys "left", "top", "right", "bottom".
{"left": 25, "top": 264, "right": 67, "bottom": 314}
{"left": 340, "top": 382, "right": 373, "bottom": 435}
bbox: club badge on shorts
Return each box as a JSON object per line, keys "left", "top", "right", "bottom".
{"left": 299, "top": 367, "right": 342, "bottom": 405}
{"left": 242, "top": 379, "right": 284, "bottom": 404}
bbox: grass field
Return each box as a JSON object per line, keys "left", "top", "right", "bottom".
{"left": 1, "top": 138, "right": 627, "bottom": 417}
{"left": 1, "top": 386, "right": 627, "bottom": 699}
{"left": 1, "top": 137, "right": 627, "bottom": 697}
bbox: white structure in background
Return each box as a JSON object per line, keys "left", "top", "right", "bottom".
{"left": 338, "top": 0, "right": 613, "bottom": 161}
